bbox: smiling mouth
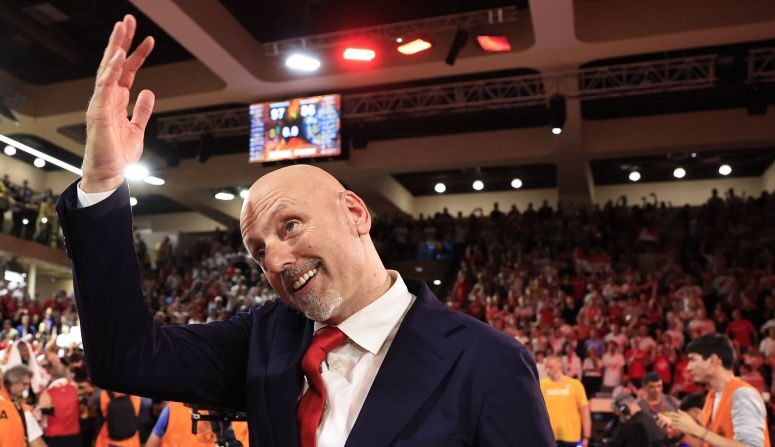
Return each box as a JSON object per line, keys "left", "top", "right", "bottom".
{"left": 292, "top": 267, "right": 319, "bottom": 292}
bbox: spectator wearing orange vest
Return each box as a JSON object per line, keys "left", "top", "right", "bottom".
{"left": 1, "top": 365, "right": 47, "bottom": 447}
{"left": 95, "top": 391, "right": 141, "bottom": 447}
{"left": 145, "top": 402, "right": 249, "bottom": 447}
{"left": 666, "top": 334, "right": 770, "bottom": 447}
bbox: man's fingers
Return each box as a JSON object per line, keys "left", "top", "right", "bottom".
{"left": 120, "top": 15, "right": 137, "bottom": 55}
{"left": 95, "top": 49, "right": 125, "bottom": 89}
{"left": 118, "top": 36, "right": 155, "bottom": 89}
{"left": 98, "top": 21, "right": 124, "bottom": 75}
{"left": 130, "top": 89, "right": 156, "bottom": 134}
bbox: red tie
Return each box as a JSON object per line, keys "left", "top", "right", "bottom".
{"left": 297, "top": 326, "right": 348, "bottom": 447}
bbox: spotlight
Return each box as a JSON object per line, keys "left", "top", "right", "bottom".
{"left": 511, "top": 178, "right": 523, "bottom": 189}
{"left": 343, "top": 48, "right": 376, "bottom": 62}
{"left": 549, "top": 95, "right": 566, "bottom": 135}
{"left": 673, "top": 167, "right": 686, "bottom": 179}
{"left": 397, "top": 38, "right": 432, "bottom": 55}
{"left": 143, "top": 176, "right": 165, "bottom": 186}
{"left": 719, "top": 164, "right": 732, "bottom": 176}
{"left": 129, "top": 197, "right": 138, "bottom": 207}
{"left": 445, "top": 28, "right": 469, "bottom": 65}
{"left": 285, "top": 54, "right": 321, "bottom": 72}
{"left": 472, "top": 180, "right": 484, "bottom": 191}
{"left": 395, "top": 37, "right": 403, "bottom": 43}
{"left": 629, "top": 171, "right": 641, "bottom": 182}
{"left": 433, "top": 279, "right": 442, "bottom": 286}
{"left": 240, "top": 189, "right": 249, "bottom": 199}
{"left": 124, "top": 164, "right": 149, "bottom": 181}
{"left": 22, "top": 218, "right": 29, "bottom": 225}
{"left": 475, "top": 35, "right": 511, "bottom": 52}
{"left": 691, "top": 153, "right": 697, "bottom": 158}
{"left": 434, "top": 183, "right": 446, "bottom": 193}
{"left": 4, "top": 145, "right": 15, "bottom": 156}
{"left": 34, "top": 158, "right": 46, "bottom": 168}
{"left": 215, "top": 191, "right": 235, "bottom": 201}
{"left": 41, "top": 217, "right": 48, "bottom": 224}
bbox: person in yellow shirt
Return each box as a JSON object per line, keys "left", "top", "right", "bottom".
{"left": 541, "top": 356, "right": 592, "bottom": 447}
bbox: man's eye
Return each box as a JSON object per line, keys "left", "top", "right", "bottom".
{"left": 256, "top": 249, "right": 266, "bottom": 259}
{"left": 285, "top": 221, "right": 298, "bottom": 233}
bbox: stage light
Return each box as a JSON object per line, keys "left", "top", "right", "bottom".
{"left": 41, "top": 217, "right": 48, "bottom": 224}
{"left": 125, "top": 164, "right": 149, "bottom": 181}
{"left": 549, "top": 95, "right": 566, "bottom": 135}
{"left": 395, "top": 37, "right": 403, "bottom": 43}
{"left": 343, "top": 48, "right": 376, "bottom": 61}
{"left": 0, "top": 134, "right": 82, "bottom": 175}
{"left": 673, "top": 167, "right": 686, "bottom": 179}
{"left": 476, "top": 35, "right": 511, "bottom": 52}
{"left": 34, "top": 158, "right": 45, "bottom": 168}
{"left": 433, "top": 279, "right": 442, "bottom": 286}
{"left": 144, "top": 176, "right": 165, "bottom": 186}
{"left": 472, "top": 180, "right": 484, "bottom": 191}
{"left": 398, "top": 38, "right": 431, "bottom": 55}
{"left": 240, "top": 189, "right": 249, "bottom": 199}
{"left": 719, "top": 164, "right": 732, "bottom": 176}
{"left": 446, "top": 28, "right": 469, "bottom": 65}
{"left": 691, "top": 153, "right": 697, "bottom": 158}
{"left": 129, "top": 197, "right": 138, "bottom": 206}
{"left": 629, "top": 171, "right": 641, "bottom": 182}
{"left": 434, "top": 183, "right": 446, "bottom": 193}
{"left": 511, "top": 178, "right": 523, "bottom": 189}
{"left": 22, "top": 218, "right": 29, "bottom": 225}
{"left": 4, "top": 145, "right": 15, "bottom": 156}
{"left": 215, "top": 191, "right": 235, "bottom": 201}
{"left": 285, "top": 54, "right": 321, "bottom": 72}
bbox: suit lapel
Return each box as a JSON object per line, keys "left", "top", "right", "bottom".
{"left": 263, "top": 306, "right": 314, "bottom": 447}
{"left": 345, "top": 283, "right": 463, "bottom": 447}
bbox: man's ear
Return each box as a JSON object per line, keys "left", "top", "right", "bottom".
{"left": 341, "top": 191, "right": 371, "bottom": 236}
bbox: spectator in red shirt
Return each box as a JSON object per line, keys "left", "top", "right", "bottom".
{"left": 725, "top": 309, "right": 757, "bottom": 351}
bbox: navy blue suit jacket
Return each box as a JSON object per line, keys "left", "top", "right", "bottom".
{"left": 56, "top": 181, "right": 553, "bottom": 446}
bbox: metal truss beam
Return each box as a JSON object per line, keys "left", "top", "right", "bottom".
{"left": 156, "top": 54, "right": 767, "bottom": 141}
{"left": 263, "top": 6, "right": 519, "bottom": 57}
{"left": 747, "top": 47, "right": 775, "bottom": 83}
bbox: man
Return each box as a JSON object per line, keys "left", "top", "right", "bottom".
{"left": 541, "top": 356, "right": 591, "bottom": 447}
{"left": 1, "top": 365, "right": 47, "bottom": 447}
{"left": 637, "top": 371, "right": 680, "bottom": 417}
{"left": 667, "top": 333, "right": 770, "bottom": 447}
{"left": 606, "top": 393, "right": 668, "bottom": 447}
{"left": 54, "top": 14, "right": 552, "bottom": 447}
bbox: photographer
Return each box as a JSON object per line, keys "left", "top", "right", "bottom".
{"left": 607, "top": 393, "right": 669, "bottom": 447}
{"left": 145, "top": 402, "right": 249, "bottom": 447}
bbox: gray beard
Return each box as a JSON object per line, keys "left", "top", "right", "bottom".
{"left": 297, "top": 288, "right": 343, "bottom": 322}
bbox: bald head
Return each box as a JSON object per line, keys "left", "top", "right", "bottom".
{"left": 239, "top": 164, "right": 390, "bottom": 324}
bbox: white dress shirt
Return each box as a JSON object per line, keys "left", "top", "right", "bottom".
{"left": 77, "top": 183, "right": 417, "bottom": 447}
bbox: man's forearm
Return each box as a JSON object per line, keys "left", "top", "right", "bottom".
{"left": 581, "top": 405, "right": 592, "bottom": 439}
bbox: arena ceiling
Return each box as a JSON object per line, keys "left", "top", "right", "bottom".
{"left": 0, "top": 0, "right": 774, "bottom": 221}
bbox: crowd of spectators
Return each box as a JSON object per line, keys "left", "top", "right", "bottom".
{"left": 2, "top": 183, "right": 775, "bottom": 443}
{"left": 0, "top": 174, "right": 62, "bottom": 248}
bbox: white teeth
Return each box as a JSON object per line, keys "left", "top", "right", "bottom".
{"left": 292, "top": 268, "right": 318, "bottom": 291}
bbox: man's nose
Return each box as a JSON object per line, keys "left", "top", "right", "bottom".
{"left": 264, "top": 242, "right": 295, "bottom": 274}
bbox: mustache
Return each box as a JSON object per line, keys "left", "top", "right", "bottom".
{"left": 281, "top": 258, "right": 322, "bottom": 289}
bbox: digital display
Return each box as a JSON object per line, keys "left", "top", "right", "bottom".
{"left": 249, "top": 94, "right": 341, "bottom": 163}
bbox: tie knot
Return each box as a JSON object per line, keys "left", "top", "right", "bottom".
{"left": 310, "top": 326, "right": 348, "bottom": 354}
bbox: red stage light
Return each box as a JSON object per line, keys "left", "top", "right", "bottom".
{"left": 343, "top": 48, "right": 376, "bottom": 61}
{"left": 397, "top": 38, "right": 432, "bottom": 55}
{"left": 476, "top": 35, "right": 511, "bottom": 52}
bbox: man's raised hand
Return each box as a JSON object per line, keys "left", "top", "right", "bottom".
{"left": 81, "top": 14, "right": 155, "bottom": 193}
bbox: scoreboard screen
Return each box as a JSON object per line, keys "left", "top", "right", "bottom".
{"left": 249, "top": 94, "right": 341, "bottom": 163}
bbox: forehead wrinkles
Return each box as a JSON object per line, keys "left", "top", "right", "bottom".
{"left": 241, "top": 189, "right": 297, "bottom": 241}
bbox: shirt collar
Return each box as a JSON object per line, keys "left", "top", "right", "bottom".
{"left": 314, "top": 270, "right": 412, "bottom": 355}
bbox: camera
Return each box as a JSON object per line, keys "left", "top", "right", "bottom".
{"left": 187, "top": 404, "right": 247, "bottom": 447}
{"left": 40, "top": 407, "right": 55, "bottom": 416}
